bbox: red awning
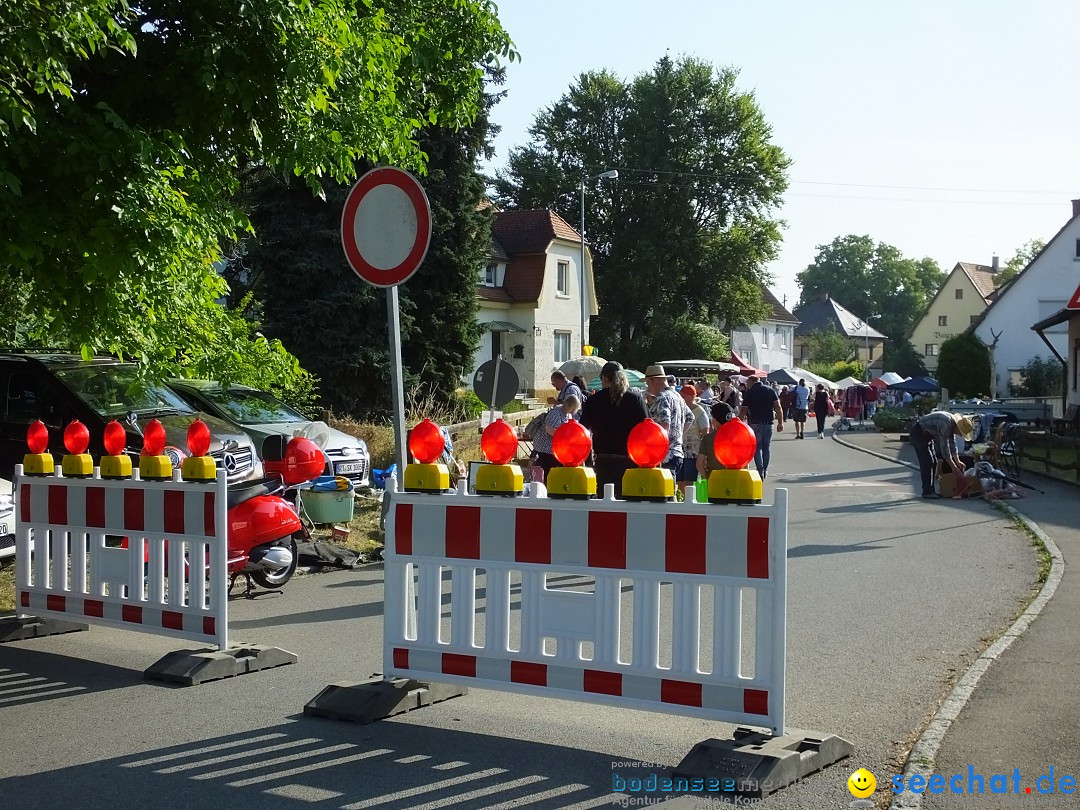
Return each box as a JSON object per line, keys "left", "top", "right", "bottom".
{"left": 728, "top": 351, "right": 763, "bottom": 376}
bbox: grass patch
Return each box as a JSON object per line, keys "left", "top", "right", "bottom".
{"left": 0, "top": 564, "right": 13, "bottom": 614}
{"left": 991, "top": 500, "right": 1053, "bottom": 586}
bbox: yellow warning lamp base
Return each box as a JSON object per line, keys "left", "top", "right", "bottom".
{"left": 181, "top": 456, "right": 218, "bottom": 482}
{"left": 100, "top": 454, "right": 133, "bottom": 480}
{"left": 403, "top": 463, "right": 450, "bottom": 493}
{"left": 474, "top": 463, "right": 524, "bottom": 496}
{"left": 139, "top": 455, "right": 174, "bottom": 481}
{"left": 547, "top": 466, "right": 597, "bottom": 499}
{"left": 22, "top": 453, "right": 55, "bottom": 476}
{"left": 621, "top": 467, "right": 675, "bottom": 502}
{"left": 61, "top": 454, "right": 94, "bottom": 477}
{"left": 707, "top": 469, "right": 762, "bottom": 504}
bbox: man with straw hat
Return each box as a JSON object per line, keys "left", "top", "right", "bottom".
{"left": 910, "top": 411, "right": 975, "bottom": 499}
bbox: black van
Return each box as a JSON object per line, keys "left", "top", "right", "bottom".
{"left": 0, "top": 353, "right": 262, "bottom": 484}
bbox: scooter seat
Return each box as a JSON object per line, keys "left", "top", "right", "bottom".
{"left": 226, "top": 476, "right": 284, "bottom": 509}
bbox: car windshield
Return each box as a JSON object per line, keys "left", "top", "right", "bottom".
{"left": 54, "top": 366, "right": 196, "bottom": 418}
{"left": 200, "top": 388, "right": 306, "bottom": 425}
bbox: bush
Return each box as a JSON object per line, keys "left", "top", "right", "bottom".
{"left": 872, "top": 408, "right": 911, "bottom": 433}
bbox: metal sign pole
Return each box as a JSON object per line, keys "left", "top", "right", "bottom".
{"left": 488, "top": 354, "right": 502, "bottom": 427}
{"left": 387, "top": 286, "right": 408, "bottom": 475}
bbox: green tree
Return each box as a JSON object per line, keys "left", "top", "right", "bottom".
{"left": 937, "top": 333, "right": 991, "bottom": 398}
{"left": 493, "top": 55, "right": 788, "bottom": 370}
{"left": 802, "top": 328, "right": 857, "bottom": 366}
{"left": 235, "top": 74, "right": 502, "bottom": 418}
{"left": 0, "top": 1, "right": 513, "bottom": 381}
{"left": 1009, "top": 356, "right": 1065, "bottom": 397}
{"left": 623, "top": 317, "right": 729, "bottom": 368}
{"left": 994, "top": 238, "right": 1045, "bottom": 289}
{"left": 805, "top": 360, "right": 862, "bottom": 382}
{"left": 882, "top": 338, "right": 929, "bottom": 379}
{"left": 796, "top": 235, "right": 944, "bottom": 344}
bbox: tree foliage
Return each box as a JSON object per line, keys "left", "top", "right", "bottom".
{"left": 937, "top": 333, "right": 991, "bottom": 398}
{"left": 233, "top": 76, "right": 502, "bottom": 418}
{"left": 882, "top": 338, "right": 929, "bottom": 379}
{"left": 493, "top": 55, "right": 789, "bottom": 369}
{"left": 802, "top": 328, "right": 856, "bottom": 366}
{"left": 1009, "top": 355, "right": 1065, "bottom": 397}
{"left": 796, "top": 235, "right": 944, "bottom": 344}
{"left": 995, "top": 238, "right": 1045, "bottom": 289}
{"left": 0, "top": 1, "right": 513, "bottom": 384}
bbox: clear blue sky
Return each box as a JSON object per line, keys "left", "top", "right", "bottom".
{"left": 485, "top": 0, "right": 1080, "bottom": 312}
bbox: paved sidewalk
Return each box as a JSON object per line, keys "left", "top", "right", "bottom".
{"left": 836, "top": 429, "right": 1080, "bottom": 806}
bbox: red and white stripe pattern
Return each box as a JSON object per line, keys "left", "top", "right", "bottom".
{"left": 19, "top": 477, "right": 218, "bottom": 538}
{"left": 392, "top": 646, "right": 770, "bottom": 718}
{"left": 383, "top": 483, "right": 788, "bottom": 734}
{"left": 393, "top": 501, "right": 772, "bottom": 579}
{"left": 14, "top": 467, "right": 229, "bottom": 649}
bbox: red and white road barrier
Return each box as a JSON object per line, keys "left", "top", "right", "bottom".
{"left": 384, "top": 481, "right": 788, "bottom": 734}
{"left": 14, "top": 466, "right": 229, "bottom": 649}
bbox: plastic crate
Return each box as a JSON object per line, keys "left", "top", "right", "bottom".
{"left": 302, "top": 489, "right": 355, "bottom": 524}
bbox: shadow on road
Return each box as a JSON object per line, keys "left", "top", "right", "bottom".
{"left": 0, "top": 715, "right": 672, "bottom": 809}
{"left": 0, "top": 645, "right": 139, "bottom": 707}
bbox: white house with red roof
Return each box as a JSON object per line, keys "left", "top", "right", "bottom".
{"left": 472, "top": 209, "right": 598, "bottom": 394}
{"left": 974, "top": 199, "right": 1080, "bottom": 396}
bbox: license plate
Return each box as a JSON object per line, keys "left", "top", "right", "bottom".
{"left": 335, "top": 462, "right": 363, "bottom": 475}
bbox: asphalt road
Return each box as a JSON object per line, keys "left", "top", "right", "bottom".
{"left": 0, "top": 433, "right": 1038, "bottom": 809}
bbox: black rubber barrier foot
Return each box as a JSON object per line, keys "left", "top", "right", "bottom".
{"left": 0, "top": 615, "right": 89, "bottom": 643}
{"left": 304, "top": 676, "right": 468, "bottom": 724}
{"left": 674, "top": 726, "right": 854, "bottom": 798}
{"left": 144, "top": 644, "right": 298, "bottom": 686}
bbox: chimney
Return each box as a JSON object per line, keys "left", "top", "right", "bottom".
{"left": 991, "top": 255, "right": 1000, "bottom": 273}
{"left": 1073, "top": 199, "right": 1080, "bottom": 218}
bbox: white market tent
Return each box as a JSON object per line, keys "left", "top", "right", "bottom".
{"left": 833, "top": 376, "right": 863, "bottom": 389}
{"left": 783, "top": 366, "right": 838, "bottom": 390}
{"left": 878, "top": 371, "right": 906, "bottom": 386}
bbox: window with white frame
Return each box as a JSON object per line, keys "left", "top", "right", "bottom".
{"left": 778, "top": 327, "right": 788, "bottom": 348}
{"left": 554, "top": 331, "right": 571, "bottom": 363}
{"left": 761, "top": 326, "right": 769, "bottom": 347}
{"left": 481, "top": 263, "right": 497, "bottom": 286}
{"left": 556, "top": 261, "right": 569, "bottom": 296}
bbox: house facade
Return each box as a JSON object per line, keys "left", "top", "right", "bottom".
{"left": 792, "top": 294, "right": 887, "bottom": 374}
{"left": 728, "top": 289, "right": 799, "bottom": 373}
{"left": 1031, "top": 284, "right": 1080, "bottom": 419}
{"left": 909, "top": 260, "right": 1001, "bottom": 374}
{"left": 471, "top": 209, "right": 597, "bottom": 395}
{"left": 974, "top": 199, "right": 1080, "bottom": 396}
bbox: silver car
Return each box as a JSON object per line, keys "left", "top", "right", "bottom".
{"left": 168, "top": 381, "right": 370, "bottom": 488}
{"left": 0, "top": 477, "right": 13, "bottom": 565}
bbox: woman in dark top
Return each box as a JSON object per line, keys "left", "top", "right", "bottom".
{"left": 579, "top": 361, "right": 648, "bottom": 497}
{"left": 813, "top": 384, "right": 830, "bottom": 439}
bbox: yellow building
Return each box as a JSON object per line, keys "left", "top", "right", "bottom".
{"left": 909, "top": 261, "right": 1001, "bottom": 374}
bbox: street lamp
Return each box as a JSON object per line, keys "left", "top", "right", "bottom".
{"left": 859, "top": 315, "right": 881, "bottom": 381}
{"left": 580, "top": 169, "right": 618, "bottom": 354}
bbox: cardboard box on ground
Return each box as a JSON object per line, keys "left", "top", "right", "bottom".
{"left": 936, "top": 461, "right": 982, "bottom": 498}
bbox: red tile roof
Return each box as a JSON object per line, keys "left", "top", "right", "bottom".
{"left": 957, "top": 262, "right": 999, "bottom": 301}
{"left": 492, "top": 210, "right": 580, "bottom": 255}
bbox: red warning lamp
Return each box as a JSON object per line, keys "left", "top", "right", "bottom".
{"left": 63, "top": 420, "right": 90, "bottom": 455}
{"left": 409, "top": 418, "right": 445, "bottom": 464}
{"left": 103, "top": 420, "right": 127, "bottom": 456}
{"left": 26, "top": 420, "right": 49, "bottom": 455}
{"left": 714, "top": 418, "right": 756, "bottom": 469}
{"left": 141, "top": 418, "right": 166, "bottom": 456}
{"left": 481, "top": 420, "right": 517, "bottom": 466}
{"left": 627, "top": 419, "right": 669, "bottom": 468}
{"left": 551, "top": 421, "right": 592, "bottom": 467}
{"left": 187, "top": 419, "right": 211, "bottom": 457}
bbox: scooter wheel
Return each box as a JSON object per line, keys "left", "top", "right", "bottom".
{"left": 251, "top": 539, "right": 298, "bottom": 589}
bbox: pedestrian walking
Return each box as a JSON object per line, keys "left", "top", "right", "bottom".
{"left": 813, "top": 383, "right": 830, "bottom": 439}
{"left": 909, "top": 411, "right": 974, "bottom": 499}
{"left": 738, "top": 374, "right": 784, "bottom": 478}
{"left": 792, "top": 378, "right": 810, "bottom": 438}
{"left": 579, "top": 361, "right": 648, "bottom": 497}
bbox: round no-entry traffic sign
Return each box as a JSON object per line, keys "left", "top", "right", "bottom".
{"left": 341, "top": 167, "right": 432, "bottom": 287}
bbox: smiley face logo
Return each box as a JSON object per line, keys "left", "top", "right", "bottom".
{"left": 848, "top": 768, "right": 876, "bottom": 798}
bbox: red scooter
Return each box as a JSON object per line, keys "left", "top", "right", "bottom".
{"left": 222, "top": 434, "right": 325, "bottom": 594}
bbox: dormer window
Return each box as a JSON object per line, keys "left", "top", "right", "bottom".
{"left": 484, "top": 263, "right": 497, "bottom": 286}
